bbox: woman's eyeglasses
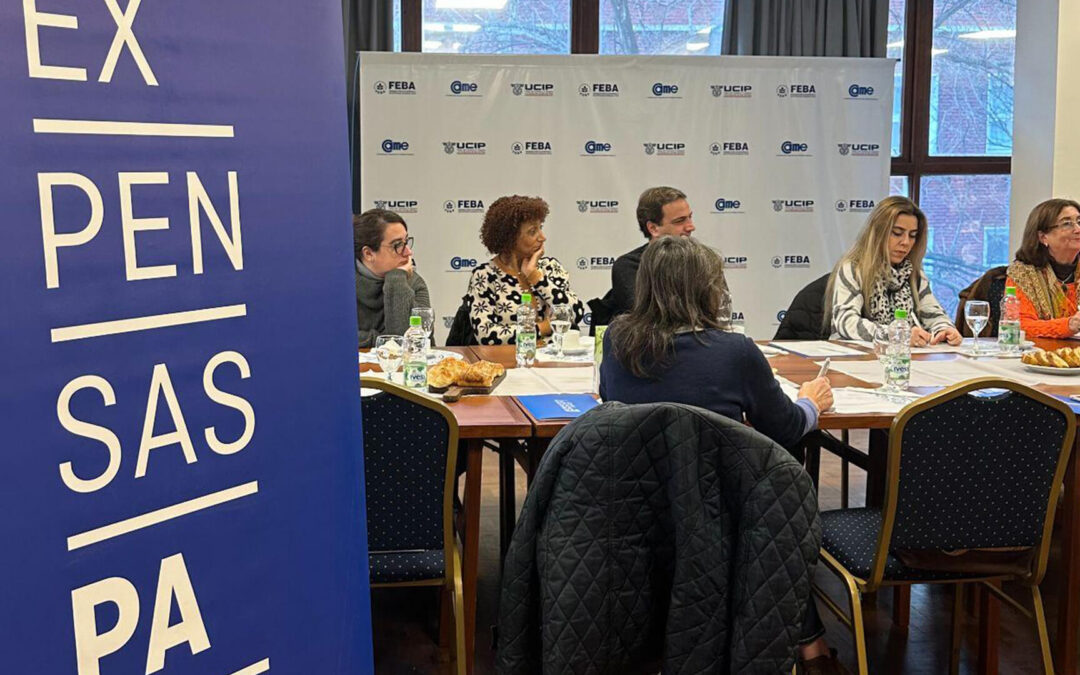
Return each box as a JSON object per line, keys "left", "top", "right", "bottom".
{"left": 382, "top": 236, "right": 414, "bottom": 255}
{"left": 1053, "top": 219, "right": 1080, "bottom": 231}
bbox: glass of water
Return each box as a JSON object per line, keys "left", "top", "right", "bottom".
{"left": 411, "top": 307, "right": 435, "bottom": 340}
{"left": 550, "top": 304, "right": 573, "bottom": 358}
{"left": 375, "top": 335, "right": 403, "bottom": 383}
{"left": 964, "top": 301, "right": 990, "bottom": 356}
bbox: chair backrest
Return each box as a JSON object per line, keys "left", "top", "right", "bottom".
{"left": 445, "top": 294, "right": 477, "bottom": 346}
{"left": 872, "top": 378, "right": 1075, "bottom": 586}
{"left": 586, "top": 291, "right": 614, "bottom": 337}
{"left": 774, "top": 273, "right": 830, "bottom": 340}
{"left": 954, "top": 265, "right": 1008, "bottom": 337}
{"left": 360, "top": 377, "right": 459, "bottom": 554}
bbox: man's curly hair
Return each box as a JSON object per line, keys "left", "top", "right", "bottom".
{"left": 480, "top": 195, "right": 549, "bottom": 255}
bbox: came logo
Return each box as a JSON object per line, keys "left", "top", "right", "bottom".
{"left": 577, "top": 199, "right": 619, "bottom": 214}
{"left": 643, "top": 142, "right": 685, "bottom": 156}
{"left": 650, "top": 82, "right": 680, "bottom": 97}
{"left": 511, "top": 82, "right": 554, "bottom": 96}
{"left": 442, "top": 141, "right": 487, "bottom": 155}
{"left": 777, "top": 309, "right": 788, "bottom": 323}
{"left": 449, "top": 256, "right": 479, "bottom": 271}
{"left": 836, "top": 199, "right": 876, "bottom": 213}
{"left": 772, "top": 199, "right": 815, "bottom": 213}
{"left": 723, "top": 256, "right": 749, "bottom": 269}
{"left": 512, "top": 140, "right": 552, "bottom": 156}
{"left": 779, "top": 83, "right": 816, "bottom": 98}
{"left": 582, "top": 140, "right": 614, "bottom": 156}
{"left": 837, "top": 143, "right": 881, "bottom": 157}
{"left": 379, "top": 139, "right": 411, "bottom": 155}
{"left": 579, "top": 82, "right": 620, "bottom": 97}
{"left": 712, "top": 197, "right": 744, "bottom": 214}
{"left": 779, "top": 141, "right": 811, "bottom": 156}
{"left": 847, "top": 84, "right": 877, "bottom": 99}
{"left": 374, "top": 80, "right": 416, "bottom": 95}
{"left": 372, "top": 199, "right": 419, "bottom": 214}
{"left": 444, "top": 199, "right": 485, "bottom": 214}
{"left": 773, "top": 255, "right": 813, "bottom": 269}
{"left": 448, "top": 80, "right": 480, "bottom": 96}
{"left": 711, "top": 84, "right": 753, "bottom": 98}
{"left": 577, "top": 256, "right": 616, "bottom": 270}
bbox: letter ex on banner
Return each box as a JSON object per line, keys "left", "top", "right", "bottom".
{"left": 1, "top": 3, "right": 372, "bottom": 674}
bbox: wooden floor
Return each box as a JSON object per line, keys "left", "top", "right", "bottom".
{"left": 371, "top": 431, "right": 1067, "bottom": 674}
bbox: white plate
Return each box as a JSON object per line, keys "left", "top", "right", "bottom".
{"left": 1023, "top": 363, "right": 1080, "bottom": 376}
{"left": 549, "top": 338, "right": 594, "bottom": 356}
{"left": 428, "top": 349, "right": 465, "bottom": 363}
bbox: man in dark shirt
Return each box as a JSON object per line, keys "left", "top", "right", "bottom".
{"left": 609, "top": 186, "right": 696, "bottom": 316}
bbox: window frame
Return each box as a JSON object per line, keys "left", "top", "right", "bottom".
{"left": 400, "top": 0, "right": 600, "bottom": 53}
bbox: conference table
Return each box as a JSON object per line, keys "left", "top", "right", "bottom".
{"left": 362, "top": 338, "right": 1080, "bottom": 674}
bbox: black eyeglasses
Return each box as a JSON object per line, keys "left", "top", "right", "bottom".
{"left": 382, "top": 236, "right": 414, "bottom": 255}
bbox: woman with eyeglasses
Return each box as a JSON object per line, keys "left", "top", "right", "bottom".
{"left": 353, "top": 208, "right": 430, "bottom": 348}
{"left": 1007, "top": 198, "right": 1080, "bottom": 338}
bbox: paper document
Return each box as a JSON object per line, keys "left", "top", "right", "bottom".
{"left": 769, "top": 341, "right": 867, "bottom": 358}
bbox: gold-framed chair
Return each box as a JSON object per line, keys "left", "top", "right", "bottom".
{"left": 813, "top": 377, "right": 1076, "bottom": 675}
{"left": 361, "top": 376, "right": 466, "bottom": 675}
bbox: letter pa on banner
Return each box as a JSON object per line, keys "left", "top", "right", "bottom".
{"left": 359, "top": 53, "right": 894, "bottom": 340}
{"left": 1, "top": 3, "right": 372, "bottom": 673}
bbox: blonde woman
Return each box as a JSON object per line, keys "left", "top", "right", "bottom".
{"left": 825, "top": 196, "right": 962, "bottom": 347}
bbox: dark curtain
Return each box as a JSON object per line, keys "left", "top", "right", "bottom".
{"left": 343, "top": 0, "right": 395, "bottom": 213}
{"left": 722, "top": 0, "right": 888, "bottom": 57}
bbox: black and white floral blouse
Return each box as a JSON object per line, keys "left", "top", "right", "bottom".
{"left": 466, "top": 257, "right": 585, "bottom": 345}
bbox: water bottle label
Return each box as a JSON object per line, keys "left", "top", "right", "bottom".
{"left": 404, "top": 363, "right": 427, "bottom": 389}
{"left": 516, "top": 331, "right": 537, "bottom": 365}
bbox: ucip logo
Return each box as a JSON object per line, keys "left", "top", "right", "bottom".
{"left": 511, "top": 82, "right": 554, "bottom": 96}
{"left": 380, "top": 139, "right": 411, "bottom": 155}
{"left": 723, "top": 255, "right": 748, "bottom": 269}
{"left": 772, "top": 199, "right": 815, "bottom": 213}
{"left": 443, "top": 141, "right": 487, "bottom": 155}
{"left": 643, "top": 142, "right": 685, "bottom": 156}
{"left": 837, "top": 143, "right": 881, "bottom": 157}
{"left": 449, "top": 256, "right": 478, "bottom": 271}
{"left": 712, "top": 197, "right": 743, "bottom": 214}
{"left": 449, "top": 80, "right": 480, "bottom": 96}
{"left": 711, "top": 84, "right": 752, "bottom": 98}
{"left": 372, "top": 199, "right": 419, "bottom": 214}
{"left": 579, "top": 82, "right": 620, "bottom": 97}
{"left": 577, "top": 199, "right": 619, "bottom": 214}
{"left": 582, "top": 140, "right": 614, "bottom": 156}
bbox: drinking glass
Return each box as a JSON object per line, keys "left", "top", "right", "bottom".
{"left": 375, "top": 335, "right": 403, "bottom": 383}
{"left": 411, "top": 307, "right": 435, "bottom": 340}
{"left": 964, "top": 301, "right": 990, "bottom": 356}
{"left": 550, "top": 304, "right": 573, "bottom": 358}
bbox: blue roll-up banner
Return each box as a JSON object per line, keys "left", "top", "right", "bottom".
{"left": 1, "top": 3, "right": 372, "bottom": 673}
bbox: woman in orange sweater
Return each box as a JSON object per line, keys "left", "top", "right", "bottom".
{"left": 1006, "top": 198, "right": 1080, "bottom": 338}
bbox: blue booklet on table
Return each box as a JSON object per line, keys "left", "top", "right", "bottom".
{"left": 1052, "top": 395, "right": 1080, "bottom": 414}
{"left": 517, "top": 394, "right": 600, "bottom": 420}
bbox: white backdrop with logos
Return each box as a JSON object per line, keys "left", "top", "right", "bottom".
{"left": 358, "top": 53, "right": 894, "bottom": 342}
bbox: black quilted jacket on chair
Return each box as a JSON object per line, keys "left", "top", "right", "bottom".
{"left": 496, "top": 402, "right": 822, "bottom": 674}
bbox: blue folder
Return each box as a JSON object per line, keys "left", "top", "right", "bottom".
{"left": 517, "top": 394, "right": 600, "bottom": 420}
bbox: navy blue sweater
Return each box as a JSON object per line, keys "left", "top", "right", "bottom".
{"left": 599, "top": 329, "right": 814, "bottom": 450}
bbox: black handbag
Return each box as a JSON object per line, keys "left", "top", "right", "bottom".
{"left": 445, "top": 294, "right": 478, "bottom": 346}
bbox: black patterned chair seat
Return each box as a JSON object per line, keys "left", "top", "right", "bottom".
{"left": 369, "top": 550, "right": 445, "bottom": 584}
{"left": 821, "top": 509, "right": 981, "bottom": 582}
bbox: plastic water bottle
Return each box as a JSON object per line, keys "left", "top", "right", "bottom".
{"left": 515, "top": 292, "right": 537, "bottom": 367}
{"left": 402, "top": 316, "right": 428, "bottom": 389}
{"left": 885, "top": 309, "right": 912, "bottom": 391}
{"left": 998, "top": 286, "right": 1021, "bottom": 353}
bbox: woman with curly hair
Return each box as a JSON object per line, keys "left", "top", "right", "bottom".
{"left": 465, "top": 195, "right": 584, "bottom": 345}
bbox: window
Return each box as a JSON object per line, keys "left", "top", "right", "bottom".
{"left": 600, "top": 0, "right": 726, "bottom": 55}
{"left": 888, "top": 0, "right": 905, "bottom": 157}
{"left": 892, "top": 0, "right": 1015, "bottom": 319}
{"left": 421, "top": 0, "right": 571, "bottom": 53}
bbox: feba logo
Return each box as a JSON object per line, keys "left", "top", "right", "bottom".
{"left": 836, "top": 199, "right": 876, "bottom": 213}
{"left": 837, "top": 143, "right": 881, "bottom": 157}
{"left": 449, "top": 256, "right": 479, "bottom": 271}
{"left": 847, "top": 84, "right": 877, "bottom": 100}
{"left": 444, "top": 199, "right": 485, "bottom": 214}
{"left": 723, "top": 255, "right": 749, "bottom": 269}
{"left": 374, "top": 80, "right": 416, "bottom": 95}
{"left": 379, "top": 139, "right": 411, "bottom": 155}
{"left": 712, "top": 197, "right": 744, "bottom": 214}
{"left": 779, "top": 83, "right": 816, "bottom": 98}
{"left": 442, "top": 141, "right": 487, "bottom": 155}
{"left": 512, "top": 140, "right": 552, "bottom": 156}
{"left": 511, "top": 82, "right": 554, "bottom": 96}
{"left": 650, "top": 82, "right": 680, "bottom": 98}
{"left": 372, "top": 199, "right": 419, "bottom": 214}
{"left": 448, "top": 79, "right": 480, "bottom": 96}
{"left": 643, "top": 142, "right": 685, "bottom": 156}
{"left": 779, "top": 140, "right": 811, "bottom": 156}
{"left": 582, "top": 140, "right": 614, "bottom": 156}
{"left": 772, "top": 255, "right": 812, "bottom": 268}
{"left": 579, "top": 82, "right": 620, "bottom": 97}
{"left": 577, "top": 199, "right": 619, "bottom": 214}
{"left": 772, "top": 199, "right": 815, "bottom": 213}
{"left": 711, "top": 84, "right": 753, "bottom": 98}
{"left": 576, "top": 256, "right": 616, "bottom": 270}
{"left": 711, "top": 141, "right": 749, "bottom": 156}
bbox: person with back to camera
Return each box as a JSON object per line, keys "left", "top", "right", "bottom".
{"left": 353, "top": 208, "right": 430, "bottom": 348}
{"left": 599, "top": 235, "right": 845, "bottom": 673}
{"left": 825, "top": 196, "right": 962, "bottom": 346}
{"left": 1006, "top": 198, "right": 1080, "bottom": 338}
{"left": 464, "top": 195, "right": 584, "bottom": 345}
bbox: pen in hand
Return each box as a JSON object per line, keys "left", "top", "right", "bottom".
{"left": 816, "top": 358, "right": 831, "bottom": 379}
